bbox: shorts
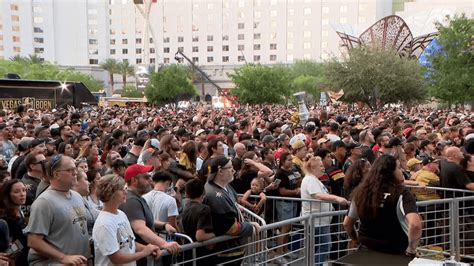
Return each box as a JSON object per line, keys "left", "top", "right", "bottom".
{"left": 276, "top": 200, "right": 298, "bottom": 221}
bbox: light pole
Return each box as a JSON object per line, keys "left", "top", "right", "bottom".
{"left": 134, "top": 0, "right": 159, "bottom": 72}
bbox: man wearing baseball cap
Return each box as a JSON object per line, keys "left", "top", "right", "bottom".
{"left": 119, "top": 164, "right": 180, "bottom": 266}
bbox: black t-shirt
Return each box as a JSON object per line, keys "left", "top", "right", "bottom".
{"left": 350, "top": 186, "right": 418, "bottom": 254}
{"left": 21, "top": 174, "right": 41, "bottom": 219}
{"left": 181, "top": 201, "right": 213, "bottom": 242}
{"left": 1, "top": 214, "right": 27, "bottom": 265}
{"left": 360, "top": 145, "right": 375, "bottom": 163}
{"left": 275, "top": 168, "right": 300, "bottom": 197}
{"left": 119, "top": 190, "right": 155, "bottom": 245}
{"left": 440, "top": 160, "right": 470, "bottom": 192}
{"left": 467, "top": 170, "right": 474, "bottom": 183}
{"left": 231, "top": 169, "right": 258, "bottom": 194}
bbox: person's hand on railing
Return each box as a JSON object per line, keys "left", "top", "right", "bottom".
{"left": 250, "top": 222, "right": 261, "bottom": 234}
{"left": 336, "top": 197, "right": 350, "bottom": 206}
{"left": 161, "top": 241, "right": 181, "bottom": 254}
{"left": 143, "top": 244, "right": 161, "bottom": 259}
{"left": 165, "top": 223, "right": 177, "bottom": 234}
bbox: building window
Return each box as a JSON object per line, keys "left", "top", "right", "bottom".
{"left": 87, "top": 9, "right": 97, "bottom": 15}
{"left": 164, "top": 47, "right": 170, "bottom": 53}
{"left": 33, "top": 17, "right": 44, "bottom": 23}
{"left": 193, "top": 46, "right": 199, "bottom": 52}
{"left": 222, "top": 56, "right": 229, "bottom": 62}
{"left": 89, "top": 39, "right": 98, "bottom": 45}
{"left": 288, "top": 9, "right": 294, "bottom": 16}
{"left": 359, "top": 16, "right": 367, "bottom": 23}
{"left": 287, "top": 54, "right": 294, "bottom": 61}
{"left": 321, "top": 42, "right": 327, "bottom": 48}
{"left": 270, "top": 43, "right": 277, "bottom": 50}
{"left": 34, "top": 48, "right": 44, "bottom": 54}
{"left": 340, "top": 6, "right": 348, "bottom": 13}
{"left": 254, "top": 33, "right": 261, "bottom": 39}
{"left": 193, "top": 36, "right": 199, "bottom": 42}
{"left": 110, "top": 39, "right": 116, "bottom": 45}
{"left": 238, "top": 34, "right": 244, "bottom": 40}
{"left": 238, "top": 45, "right": 244, "bottom": 51}
{"left": 13, "top": 47, "right": 21, "bottom": 53}
{"left": 122, "top": 49, "right": 128, "bottom": 54}
{"left": 304, "top": 19, "right": 310, "bottom": 26}
{"left": 207, "top": 35, "right": 213, "bottom": 41}
{"left": 89, "top": 59, "right": 99, "bottom": 65}
{"left": 322, "top": 19, "right": 329, "bottom": 25}
{"left": 238, "top": 23, "right": 244, "bottom": 29}
{"left": 136, "top": 58, "right": 142, "bottom": 64}
{"left": 207, "top": 46, "right": 213, "bottom": 52}
{"left": 136, "top": 48, "right": 142, "bottom": 54}
{"left": 88, "top": 19, "right": 97, "bottom": 25}
{"left": 222, "top": 35, "right": 229, "bottom": 41}
{"left": 89, "top": 29, "right": 98, "bottom": 35}
{"left": 270, "top": 32, "right": 277, "bottom": 39}
{"left": 10, "top": 4, "right": 19, "bottom": 11}
{"left": 11, "top": 15, "right": 20, "bottom": 22}
{"left": 122, "top": 39, "right": 127, "bottom": 44}
{"left": 163, "top": 37, "right": 170, "bottom": 43}
{"left": 136, "top": 38, "right": 142, "bottom": 44}
{"left": 178, "top": 47, "right": 184, "bottom": 52}
{"left": 270, "top": 55, "right": 277, "bottom": 61}
{"left": 12, "top": 25, "right": 20, "bottom": 32}
{"left": 150, "top": 48, "right": 155, "bottom": 53}
{"left": 304, "top": 31, "right": 311, "bottom": 38}
{"left": 222, "top": 45, "right": 229, "bottom": 51}
{"left": 322, "top": 7, "right": 329, "bottom": 14}
{"left": 254, "top": 55, "right": 260, "bottom": 61}
{"left": 287, "top": 43, "right": 294, "bottom": 49}
{"left": 149, "top": 38, "right": 153, "bottom": 43}
{"left": 163, "top": 58, "right": 169, "bottom": 63}
{"left": 254, "top": 11, "right": 261, "bottom": 18}
{"left": 304, "top": 42, "right": 311, "bottom": 49}
{"left": 207, "top": 57, "right": 213, "bottom": 63}
{"left": 110, "top": 49, "right": 116, "bottom": 55}
{"left": 178, "top": 36, "right": 184, "bottom": 42}
{"left": 12, "top": 36, "right": 20, "bottom": 42}
{"left": 254, "top": 22, "right": 260, "bottom": 29}
{"left": 287, "top": 20, "right": 294, "bottom": 27}
{"left": 271, "top": 10, "right": 277, "bottom": 17}
{"left": 110, "top": 29, "right": 116, "bottom": 35}
{"left": 304, "top": 8, "right": 311, "bottom": 15}
{"left": 89, "top": 49, "right": 98, "bottom": 55}
{"left": 192, "top": 57, "right": 199, "bottom": 63}
{"left": 238, "top": 56, "right": 245, "bottom": 62}
{"left": 33, "top": 27, "right": 43, "bottom": 33}
{"left": 149, "top": 58, "right": 154, "bottom": 64}
{"left": 322, "top": 30, "right": 328, "bottom": 37}
{"left": 340, "top": 17, "right": 347, "bottom": 24}
{"left": 254, "top": 44, "right": 260, "bottom": 50}
{"left": 238, "top": 11, "right": 245, "bottom": 19}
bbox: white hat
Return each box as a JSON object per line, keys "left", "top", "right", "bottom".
{"left": 195, "top": 129, "right": 206, "bottom": 137}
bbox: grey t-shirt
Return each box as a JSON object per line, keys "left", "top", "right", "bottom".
{"left": 24, "top": 189, "right": 90, "bottom": 265}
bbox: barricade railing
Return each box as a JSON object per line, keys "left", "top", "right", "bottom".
{"left": 156, "top": 193, "right": 474, "bottom": 265}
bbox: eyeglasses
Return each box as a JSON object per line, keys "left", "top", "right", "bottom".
{"left": 56, "top": 168, "right": 78, "bottom": 174}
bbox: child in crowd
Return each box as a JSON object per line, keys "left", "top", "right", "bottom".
{"left": 241, "top": 177, "right": 267, "bottom": 215}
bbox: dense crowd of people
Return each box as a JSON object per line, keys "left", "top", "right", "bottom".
{"left": 0, "top": 103, "right": 473, "bottom": 265}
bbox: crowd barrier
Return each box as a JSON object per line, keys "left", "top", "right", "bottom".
{"left": 155, "top": 186, "right": 474, "bottom": 265}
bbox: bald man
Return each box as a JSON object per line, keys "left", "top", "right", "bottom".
{"left": 232, "top": 142, "right": 246, "bottom": 172}
{"left": 440, "top": 147, "right": 474, "bottom": 191}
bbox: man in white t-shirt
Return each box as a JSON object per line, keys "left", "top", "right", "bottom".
{"left": 143, "top": 171, "right": 179, "bottom": 230}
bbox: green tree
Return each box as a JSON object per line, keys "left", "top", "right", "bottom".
{"left": 100, "top": 59, "right": 119, "bottom": 94}
{"left": 290, "top": 60, "right": 328, "bottom": 102}
{"left": 428, "top": 14, "right": 474, "bottom": 107}
{"left": 0, "top": 58, "right": 103, "bottom": 92}
{"left": 230, "top": 64, "right": 293, "bottom": 104}
{"left": 325, "top": 47, "right": 427, "bottom": 110}
{"left": 145, "top": 64, "right": 196, "bottom": 105}
{"left": 117, "top": 60, "right": 135, "bottom": 86}
{"left": 121, "top": 84, "right": 143, "bottom": 98}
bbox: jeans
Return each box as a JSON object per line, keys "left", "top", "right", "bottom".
{"left": 314, "top": 225, "right": 331, "bottom": 265}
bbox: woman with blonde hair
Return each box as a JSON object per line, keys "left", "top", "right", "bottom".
{"left": 92, "top": 174, "right": 160, "bottom": 265}
{"left": 300, "top": 156, "right": 349, "bottom": 265}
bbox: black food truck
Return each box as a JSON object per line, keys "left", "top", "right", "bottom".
{"left": 0, "top": 79, "right": 98, "bottom": 110}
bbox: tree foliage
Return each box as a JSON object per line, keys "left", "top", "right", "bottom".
{"left": 145, "top": 64, "right": 196, "bottom": 105}
{"left": 0, "top": 57, "right": 103, "bottom": 91}
{"left": 100, "top": 58, "right": 119, "bottom": 93}
{"left": 428, "top": 14, "right": 474, "bottom": 106}
{"left": 290, "top": 60, "right": 328, "bottom": 102}
{"left": 117, "top": 60, "right": 135, "bottom": 86}
{"left": 230, "top": 64, "right": 293, "bottom": 104}
{"left": 325, "top": 47, "right": 427, "bottom": 110}
{"left": 121, "top": 85, "right": 143, "bottom": 98}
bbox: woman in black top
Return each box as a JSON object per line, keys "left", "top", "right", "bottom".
{"left": 343, "top": 155, "right": 422, "bottom": 256}
{"left": 231, "top": 151, "right": 273, "bottom": 194}
{"left": 0, "top": 179, "right": 28, "bottom": 265}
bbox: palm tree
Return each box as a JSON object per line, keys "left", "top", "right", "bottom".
{"left": 100, "top": 59, "right": 118, "bottom": 94}
{"left": 27, "top": 54, "right": 43, "bottom": 64}
{"left": 117, "top": 60, "right": 135, "bottom": 86}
